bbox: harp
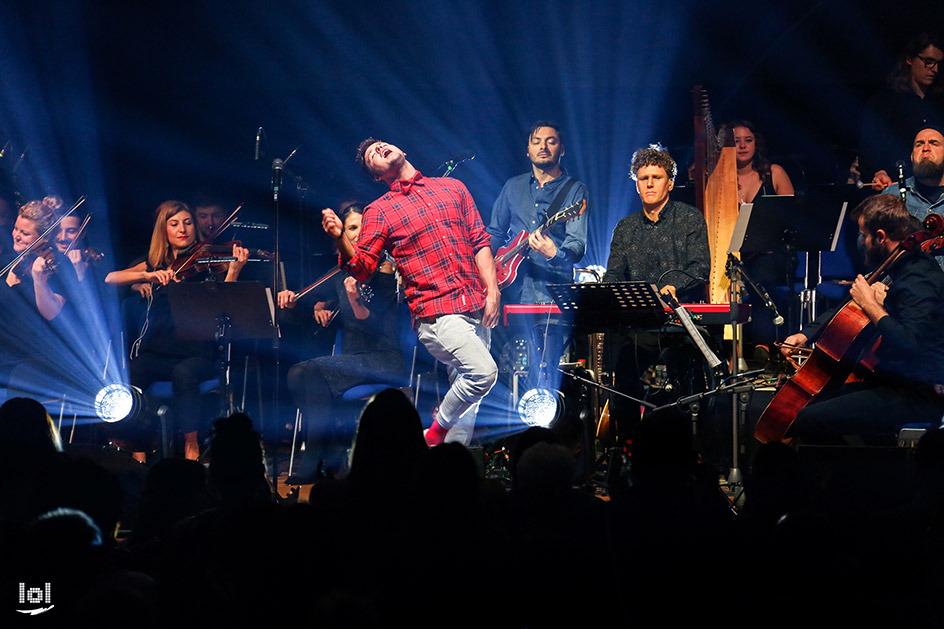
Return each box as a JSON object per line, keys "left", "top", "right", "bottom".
{"left": 692, "top": 86, "right": 738, "bottom": 304}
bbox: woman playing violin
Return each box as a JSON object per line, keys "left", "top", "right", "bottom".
{"left": 1, "top": 197, "right": 80, "bottom": 402}
{"left": 106, "top": 200, "right": 248, "bottom": 460}
{"left": 278, "top": 204, "right": 406, "bottom": 479}
{"left": 106, "top": 200, "right": 248, "bottom": 297}
{"left": 3, "top": 197, "right": 75, "bottom": 321}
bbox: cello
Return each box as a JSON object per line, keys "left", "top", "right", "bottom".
{"left": 753, "top": 212, "right": 944, "bottom": 443}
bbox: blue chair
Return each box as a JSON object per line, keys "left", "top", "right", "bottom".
{"left": 288, "top": 302, "right": 421, "bottom": 477}
{"left": 336, "top": 301, "right": 418, "bottom": 403}
{"left": 145, "top": 377, "right": 220, "bottom": 459}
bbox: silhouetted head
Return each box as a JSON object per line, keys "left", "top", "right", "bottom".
{"left": 348, "top": 388, "right": 426, "bottom": 484}
{"left": 0, "top": 397, "right": 62, "bottom": 463}
{"left": 207, "top": 413, "right": 271, "bottom": 505}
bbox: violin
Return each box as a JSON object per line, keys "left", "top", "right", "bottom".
{"left": 76, "top": 246, "right": 105, "bottom": 264}
{"left": 170, "top": 240, "right": 273, "bottom": 281}
{"left": 312, "top": 280, "right": 374, "bottom": 333}
{"left": 167, "top": 202, "right": 272, "bottom": 281}
{"left": 11, "top": 242, "right": 58, "bottom": 280}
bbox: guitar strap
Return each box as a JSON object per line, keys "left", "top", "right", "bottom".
{"left": 541, "top": 178, "right": 579, "bottom": 225}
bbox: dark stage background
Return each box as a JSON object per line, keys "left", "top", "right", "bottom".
{"left": 3, "top": 0, "right": 943, "bottom": 281}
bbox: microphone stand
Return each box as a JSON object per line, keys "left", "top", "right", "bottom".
{"left": 649, "top": 371, "right": 763, "bottom": 511}
{"left": 257, "top": 133, "right": 304, "bottom": 497}
{"left": 723, "top": 256, "right": 747, "bottom": 499}
{"left": 722, "top": 253, "right": 783, "bottom": 505}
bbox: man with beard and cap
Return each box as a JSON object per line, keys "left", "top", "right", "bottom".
{"left": 781, "top": 195, "right": 944, "bottom": 444}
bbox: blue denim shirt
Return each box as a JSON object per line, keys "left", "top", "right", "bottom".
{"left": 487, "top": 171, "right": 589, "bottom": 303}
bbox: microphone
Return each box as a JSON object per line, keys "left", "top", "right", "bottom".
{"left": 896, "top": 159, "right": 906, "bottom": 201}
{"left": 272, "top": 158, "right": 283, "bottom": 203}
{"left": 756, "top": 284, "right": 784, "bottom": 326}
{"left": 254, "top": 127, "right": 263, "bottom": 161}
{"left": 437, "top": 151, "right": 476, "bottom": 171}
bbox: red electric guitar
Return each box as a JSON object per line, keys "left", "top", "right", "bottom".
{"left": 494, "top": 199, "right": 587, "bottom": 289}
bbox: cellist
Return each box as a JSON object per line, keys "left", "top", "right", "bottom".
{"left": 781, "top": 195, "right": 944, "bottom": 444}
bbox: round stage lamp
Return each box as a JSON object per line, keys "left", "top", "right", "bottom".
{"left": 517, "top": 388, "right": 562, "bottom": 428}
{"left": 94, "top": 384, "right": 135, "bottom": 423}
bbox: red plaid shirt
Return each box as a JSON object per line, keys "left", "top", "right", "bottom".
{"left": 342, "top": 172, "right": 492, "bottom": 319}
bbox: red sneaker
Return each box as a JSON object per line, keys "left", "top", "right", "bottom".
{"left": 424, "top": 408, "right": 448, "bottom": 447}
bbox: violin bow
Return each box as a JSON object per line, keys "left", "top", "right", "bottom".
{"left": 206, "top": 203, "right": 244, "bottom": 242}
{"left": 63, "top": 212, "right": 93, "bottom": 255}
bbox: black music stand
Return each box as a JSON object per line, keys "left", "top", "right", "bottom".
{"left": 725, "top": 195, "right": 844, "bottom": 496}
{"left": 547, "top": 281, "right": 666, "bottom": 332}
{"left": 548, "top": 282, "right": 667, "bottom": 487}
{"left": 166, "top": 281, "right": 276, "bottom": 417}
{"left": 732, "top": 194, "right": 845, "bottom": 256}
{"left": 732, "top": 193, "right": 846, "bottom": 325}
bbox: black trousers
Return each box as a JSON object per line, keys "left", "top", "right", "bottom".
{"left": 129, "top": 351, "right": 216, "bottom": 434}
{"left": 789, "top": 379, "right": 944, "bottom": 445}
{"left": 287, "top": 358, "right": 338, "bottom": 446}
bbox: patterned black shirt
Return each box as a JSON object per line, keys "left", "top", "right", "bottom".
{"left": 602, "top": 200, "right": 710, "bottom": 303}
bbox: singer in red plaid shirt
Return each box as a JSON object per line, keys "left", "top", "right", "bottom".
{"left": 322, "top": 138, "right": 499, "bottom": 446}
{"left": 341, "top": 170, "right": 492, "bottom": 320}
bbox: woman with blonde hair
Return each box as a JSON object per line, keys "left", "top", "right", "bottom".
{"left": 106, "top": 200, "right": 248, "bottom": 460}
{"left": 0, "top": 196, "right": 83, "bottom": 405}
{"left": 3, "top": 196, "right": 74, "bottom": 320}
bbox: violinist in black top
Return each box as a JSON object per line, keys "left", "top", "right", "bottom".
{"left": 106, "top": 200, "right": 248, "bottom": 460}
{"left": 781, "top": 195, "right": 944, "bottom": 444}
{"left": 278, "top": 204, "right": 406, "bottom": 476}
{"left": 1, "top": 197, "right": 78, "bottom": 400}
{"left": 3, "top": 197, "right": 74, "bottom": 321}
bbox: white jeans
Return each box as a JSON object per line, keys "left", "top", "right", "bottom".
{"left": 416, "top": 314, "right": 497, "bottom": 446}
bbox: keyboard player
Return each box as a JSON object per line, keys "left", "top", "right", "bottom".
{"left": 602, "top": 144, "right": 710, "bottom": 438}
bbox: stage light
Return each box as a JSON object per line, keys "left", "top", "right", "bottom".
{"left": 94, "top": 384, "right": 135, "bottom": 423}
{"left": 574, "top": 265, "right": 606, "bottom": 283}
{"left": 517, "top": 388, "right": 563, "bottom": 428}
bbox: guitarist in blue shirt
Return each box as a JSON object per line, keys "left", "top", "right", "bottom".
{"left": 488, "top": 121, "right": 590, "bottom": 389}
{"left": 488, "top": 120, "right": 590, "bottom": 305}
